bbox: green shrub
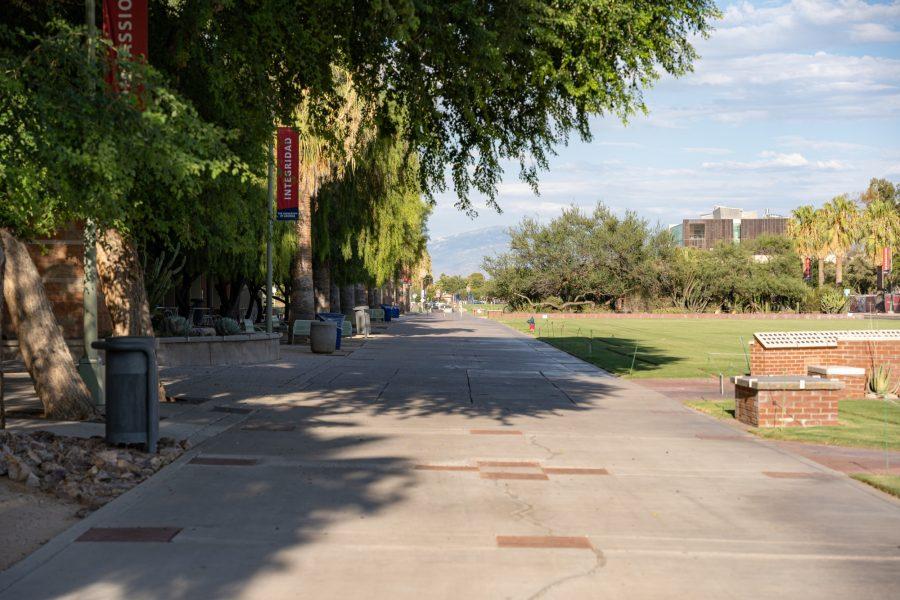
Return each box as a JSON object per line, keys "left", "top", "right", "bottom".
{"left": 160, "top": 315, "right": 190, "bottom": 337}
{"left": 215, "top": 317, "right": 241, "bottom": 336}
{"left": 819, "top": 287, "right": 848, "bottom": 313}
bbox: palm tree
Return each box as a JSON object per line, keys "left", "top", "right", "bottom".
{"left": 822, "top": 194, "right": 859, "bottom": 286}
{"left": 861, "top": 198, "right": 900, "bottom": 276}
{"left": 788, "top": 205, "right": 830, "bottom": 287}
{"left": 289, "top": 69, "right": 371, "bottom": 323}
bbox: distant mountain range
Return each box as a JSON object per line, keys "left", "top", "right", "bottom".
{"left": 428, "top": 225, "right": 510, "bottom": 277}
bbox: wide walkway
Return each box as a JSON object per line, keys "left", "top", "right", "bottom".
{"left": 2, "top": 313, "right": 899, "bottom": 598}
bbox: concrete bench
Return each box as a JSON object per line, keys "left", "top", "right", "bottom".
{"left": 807, "top": 365, "right": 866, "bottom": 396}
{"left": 731, "top": 375, "right": 843, "bottom": 428}
{"left": 369, "top": 308, "right": 385, "bottom": 323}
{"left": 342, "top": 320, "right": 353, "bottom": 337}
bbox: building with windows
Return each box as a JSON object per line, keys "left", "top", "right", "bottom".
{"left": 670, "top": 206, "right": 788, "bottom": 249}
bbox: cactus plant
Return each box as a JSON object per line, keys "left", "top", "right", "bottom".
{"left": 215, "top": 317, "right": 241, "bottom": 336}
{"left": 867, "top": 364, "right": 897, "bottom": 397}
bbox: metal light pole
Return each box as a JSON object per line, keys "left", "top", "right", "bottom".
{"left": 78, "top": 0, "right": 104, "bottom": 406}
{"left": 265, "top": 136, "right": 274, "bottom": 334}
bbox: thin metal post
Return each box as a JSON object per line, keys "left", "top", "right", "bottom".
{"left": 719, "top": 373, "right": 724, "bottom": 396}
{"left": 265, "top": 136, "right": 274, "bottom": 334}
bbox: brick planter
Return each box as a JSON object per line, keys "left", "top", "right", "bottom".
{"left": 732, "top": 375, "right": 843, "bottom": 428}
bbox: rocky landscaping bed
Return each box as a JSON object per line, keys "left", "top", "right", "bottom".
{"left": 0, "top": 430, "right": 188, "bottom": 515}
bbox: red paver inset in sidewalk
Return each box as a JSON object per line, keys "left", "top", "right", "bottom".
{"left": 77, "top": 528, "right": 182, "bottom": 543}
{"left": 470, "top": 429, "right": 523, "bottom": 435}
{"left": 696, "top": 433, "right": 745, "bottom": 441}
{"left": 477, "top": 461, "right": 541, "bottom": 467}
{"left": 542, "top": 467, "right": 609, "bottom": 475}
{"left": 497, "top": 535, "right": 593, "bottom": 549}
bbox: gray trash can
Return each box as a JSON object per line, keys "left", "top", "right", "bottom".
{"left": 353, "top": 305, "right": 370, "bottom": 338}
{"left": 91, "top": 336, "right": 159, "bottom": 453}
{"left": 309, "top": 321, "right": 337, "bottom": 353}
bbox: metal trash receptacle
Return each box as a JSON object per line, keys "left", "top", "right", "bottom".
{"left": 91, "top": 336, "right": 159, "bottom": 453}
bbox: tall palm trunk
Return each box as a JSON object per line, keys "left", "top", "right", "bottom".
{"left": 835, "top": 255, "right": 844, "bottom": 287}
{"left": 0, "top": 242, "right": 5, "bottom": 428}
{"left": 290, "top": 184, "right": 316, "bottom": 321}
{"left": 0, "top": 229, "right": 95, "bottom": 420}
{"left": 313, "top": 257, "right": 330, "bottom": 313}
{"left": 330, "top": 283, "right": 341, "bottom": 314}
{"left": 367, "top": 287, "right": 374, "bottom": 307}
{"left": 341, "top": 284, "right": 355, "bottom": 317}
{"left": 355, "top": 284, "right": 367, "bottom": 307}
{"left": 817, "top": 258, "right": 825, "bottom": 288}
{"left": 96, "top": 228, "right": 167, "bottom": 402}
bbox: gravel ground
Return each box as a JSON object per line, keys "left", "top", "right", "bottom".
{"left": 0, "top": 479, "right": 79, "bottom": 572}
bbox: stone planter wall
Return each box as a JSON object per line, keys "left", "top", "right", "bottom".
{"left": 155, "top": 333, "right": 281, "bottom": 367}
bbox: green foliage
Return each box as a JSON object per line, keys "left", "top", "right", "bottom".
{"left": 436, "top": 274, "right": 468, "bottom": 297}
{"left": 484, "top": 203, "right": 670, "bottom": 309}
{"left": 316, "top": 132, "right": 431, "bottom": 287}
{"left": 215, "top": 317, "right": 241, "bottom": 336}
{"left": 868, "top": 365, "right": 894, "bottom": 396}
{"left": 158, "top": 315, "right": 190, "bottom": 337}
{"left": 0, "top": 23, "right": 240, "bottom": 239}
{"left": 142, "top": 244, "right": 185, "bottom": 310}
{"left": 818, "top": 287, "right": 848, "bottom": 314}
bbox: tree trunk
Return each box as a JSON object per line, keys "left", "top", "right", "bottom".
{"left": 96, "top": 228, "right": 167, "bottom": 402}
{"left": 374, "top": 287, "right": 383, "bottom": 306}
{"left": 0, "top": 229, "right": 95, "bottom": 420}
{"left": 0, "top": 242, "right": 5, "bottom": 429}
{"left": 367, "top": 287, "right": 374, "bottom": 307}
{"left": 341, "top": 285, "right": 355, "bottom": 318}
{"left": 835, "top": 255, "right": 843, "bottom": 287}
{"left": 330, "top": 283, "right": 341, "bottom": 314}
{"left": 313, "top": 258, "right": 330, "bottom": 313}
{"left": 817, "top": 258, "right": 825, "bottom": 288}
{"left": 290, "top": 188, "right": 316, "bottom": 321}
{"left": 355, "top": 284, "right": 367, "bottom": 307}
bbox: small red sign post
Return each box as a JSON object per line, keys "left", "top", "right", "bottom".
{"left": 803, "top": 257, "right": 811, "bottom": 281}
{"left": 882, "top": 247, "right": 892, "bottom": 274}
{"left": 276, "top": 127, "right": 299, "bottom": 221}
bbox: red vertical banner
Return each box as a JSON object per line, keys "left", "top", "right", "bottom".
{"left": 802, "top": 257, "right": 811, "bottom": 280}
{"left": 277, "top": 127, "right": 299, "bottom": 221}
{"left": 883, "top": 247, "right": 892, "bottom": 274}
{"left": 102, "top": 0, "right": 148, "bottom": 94}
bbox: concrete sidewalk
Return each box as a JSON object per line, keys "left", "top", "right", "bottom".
{"left": 1, "top": 313, "right": 899, "bottom": 599}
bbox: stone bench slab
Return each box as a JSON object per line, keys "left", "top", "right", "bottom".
{"left": 731, "top": 375, "right": 843, "bottom": 391}
{"left": 807, "top": 365, "right": 865, "bottom": 376}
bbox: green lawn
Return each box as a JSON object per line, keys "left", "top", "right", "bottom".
{"left": 500, "top": 317, "right": 900, "bottom": 379}
{"left": 686, "top": 399, "right": 900, "bottom": 451}
{"left": 851, "top": 474, "right": 900, "bottom": 499}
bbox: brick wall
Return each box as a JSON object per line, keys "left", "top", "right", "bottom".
{"left": 735, "top": 385, "right": 841, "bottom": 427}
{"left": 2, "top": 224, "right": 112, "bottom": 357}
{"left": 749, "top": 338, "right": 900, "bottom": 396}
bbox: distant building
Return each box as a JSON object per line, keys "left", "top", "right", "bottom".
{"left": 669, "top": 205, "right": 788, "bottom": 249}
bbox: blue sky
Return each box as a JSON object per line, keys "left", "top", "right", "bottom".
{"left": 428, "top": 0, "right": 900, "bottom": 239}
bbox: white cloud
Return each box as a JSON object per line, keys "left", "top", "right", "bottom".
{"left": 775, "top": 135, "right": 871, "bottom": 152}
{"left": 684, "top": 147, "right": 734, "bottom": 155}
{"left": 701, "top": 151, "right": 849, "bottom": 170}
{"left": 850, "top": 22, "right": 900, "bottom": 42}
